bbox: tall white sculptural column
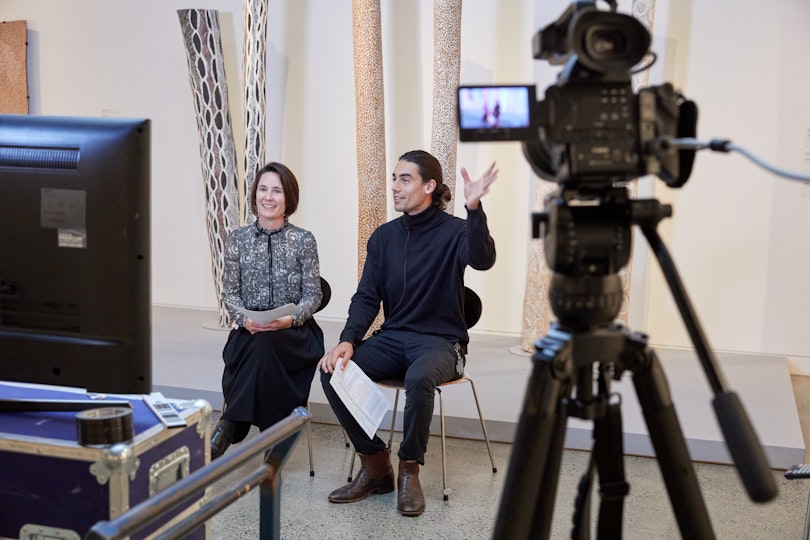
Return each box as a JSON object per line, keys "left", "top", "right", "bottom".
{"left": 431, "top": 0, "right": 463, "bottom": 213}
{"left": 352, "top": 0, "right": 387, "bottom": 278}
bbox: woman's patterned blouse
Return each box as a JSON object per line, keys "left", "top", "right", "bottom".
{"left": 221, "top": 220, "right": 322, "bottom": 328}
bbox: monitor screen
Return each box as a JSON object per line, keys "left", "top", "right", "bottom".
{"left": 0, "top": 114, "right": 151, "bottom": 394}
{"left": 458, "top": 84, "right": 537, "bottom": 142}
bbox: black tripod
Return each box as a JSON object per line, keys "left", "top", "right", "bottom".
{"left": 493, "top": 186, "right": 778, "bottom": 539}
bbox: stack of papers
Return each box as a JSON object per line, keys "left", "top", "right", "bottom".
{"left": 237, "top": 303, "right": 296, "bottom": 324}
{"left": 329, "top": 361, "right": 391, "bottom": 438}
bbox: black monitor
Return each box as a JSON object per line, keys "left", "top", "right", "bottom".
{"left": 0, "top": 114, "right": 151, "bottom": 395}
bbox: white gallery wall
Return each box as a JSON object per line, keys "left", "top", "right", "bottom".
{"left": 2, "top": 0, "right": 808, "bottom": 369}
{"left": 643, "top": 0, "right": 810, "bottom": 368}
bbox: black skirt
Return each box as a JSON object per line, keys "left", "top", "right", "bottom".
{"left": 220, "top": 318, "right": 324, "bottom": 442}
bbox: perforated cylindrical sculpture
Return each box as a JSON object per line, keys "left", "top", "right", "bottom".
{"left": 178, "top": 9, "right": 241, "bottom": 327}
{"left": 241, "top": 0, "right": 268, "bottom": 225}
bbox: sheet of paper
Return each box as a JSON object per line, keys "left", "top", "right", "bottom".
{"left": 237, "top": 303, "right": 297, "bottom": 324}
{"left": 329, "top": 360, "right": 391, "bottom": 439}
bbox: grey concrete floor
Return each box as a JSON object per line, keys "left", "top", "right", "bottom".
{"left": 208, "top": 418, "right": 810, "bottom": 539}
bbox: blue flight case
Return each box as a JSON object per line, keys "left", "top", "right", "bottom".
{"left": 0, "top": 382, "right": 212, "bottom": 539}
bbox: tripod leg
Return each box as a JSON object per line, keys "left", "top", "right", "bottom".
{"left": 533, "top": 399, "right": 570, "bottom": 537}
{"left": 631, "top": 344, "right": 716, "bottom": 539}
{"left": 593, "top": 400, "right": 629, "bottom": 540}
{"left": 493, "top": 346, "right": 571, "bottom": 540}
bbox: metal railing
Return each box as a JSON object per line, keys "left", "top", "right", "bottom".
{"left": 85, "top": 407, "right": 311, "bottom": 540}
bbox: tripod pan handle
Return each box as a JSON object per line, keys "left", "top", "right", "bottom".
{"left": 713, "top": 391, "right": 778, "bottom": 502}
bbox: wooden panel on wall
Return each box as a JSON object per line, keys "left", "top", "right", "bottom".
{"left": 0, "top": 20, "right": 29, "bottom": 114}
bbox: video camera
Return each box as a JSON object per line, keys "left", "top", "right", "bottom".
{"left": 458, "top": 0, "right": 698, "bottom": 189}
{"left": 471, "top": 5, "right": 780, "bottom": 538}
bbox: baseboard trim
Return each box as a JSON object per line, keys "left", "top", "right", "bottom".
{"left": 154, "top": 380, "right": 805, "bottom": 470}
{"left": 306, "top": 401, "right": 803, "bottom": 470}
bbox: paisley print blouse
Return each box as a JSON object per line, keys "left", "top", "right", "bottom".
{"left": 221, "top": 220, "right": 322, "bottom": 328}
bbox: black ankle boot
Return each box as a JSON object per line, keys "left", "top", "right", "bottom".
{"left": 210, "top": 419, "right": 236, "bottom": 460}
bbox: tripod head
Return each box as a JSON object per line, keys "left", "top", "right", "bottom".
{"left": 533, "top": 185, "right": 632, "bottom": 329}
{"left": 532, "top": 185, "right": 676, "bottom": 330}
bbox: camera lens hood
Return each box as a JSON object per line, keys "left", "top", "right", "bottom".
{"left": 570, "top": 10, "right": 650, "bottom": 74}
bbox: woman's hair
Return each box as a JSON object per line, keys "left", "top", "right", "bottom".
{"left": 398, "top": 150, "right": 451, "bottom": 211}
{"left": 250, "top": 162, "right": 300, "bottom": 217}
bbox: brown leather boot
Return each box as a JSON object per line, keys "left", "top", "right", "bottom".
{"left": 397, "top": 460, "right": 426, "bottom": 516}
{"left": 328, "top": 448, "right": 395, "bottom": 503}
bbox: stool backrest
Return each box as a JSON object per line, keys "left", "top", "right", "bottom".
{"left": 315, "top": 277, "right": 331, "bottom": 313}
{"left": 463, "top": 287, "right": 482, "bottom": 329}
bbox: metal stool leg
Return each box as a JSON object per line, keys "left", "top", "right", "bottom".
{"left": 465, "top": 375, "right": 497, "bottom": 473}
{"left": 307, "top": 419, "right": 315, "bottom": 476}
{"left": 343, "top": 428, "right": 354, "bottom": 482}
{"left": 439, "top": 387, "right": 449, "bottom": 500}
{"left": 341, "top": 428, "right": 350, "bottom": 447}
{"left": 803, "top": 486, "right": 810, "bottom": 540}
{"left": 346, "top": 446, "right": 356, "bottom": 483}
{"left": 387, "top": 389, "right": 400, "bottom": 449}
{"left": 348, "top": 447, "right": 356, "bottom": 482}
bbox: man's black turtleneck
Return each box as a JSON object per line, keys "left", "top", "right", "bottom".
{"left": 340, "top": 203, "right": 495, "bottom": 349}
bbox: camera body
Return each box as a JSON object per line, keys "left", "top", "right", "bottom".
{"left": 527, "top": 74, "right": 692, "bottom": 187}
{"left": 457, "top": 0, "right": 697, "bottom": 188}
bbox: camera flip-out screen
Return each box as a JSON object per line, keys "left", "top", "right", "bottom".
{"left": 457, "top": 85, "right": 536, "bottom": 142}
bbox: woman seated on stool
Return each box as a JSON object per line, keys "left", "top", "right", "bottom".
{"left": 210, "top": 162, "right": 324, "bottom": 460}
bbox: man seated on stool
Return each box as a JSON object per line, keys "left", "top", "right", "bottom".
{"left": 318, "top": 150, "right": 497, "bottom": 516}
